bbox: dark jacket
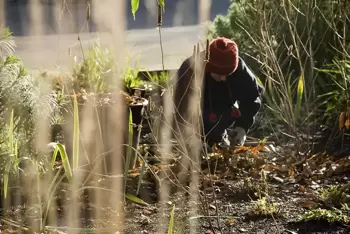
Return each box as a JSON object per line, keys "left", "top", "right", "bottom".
{"left": 174, "top": 53, "right": 264, "bottom": 133}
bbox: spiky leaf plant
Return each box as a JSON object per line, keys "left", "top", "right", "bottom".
{"left": 0, "top": 27, "right": 15, "bottom": 61}
{"left": 0, "top": 27, "right": 60, "bottom": 197}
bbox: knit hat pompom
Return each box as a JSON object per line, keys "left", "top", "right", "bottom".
{"left": 215, "top": 38, "right": 227, "bottom": 49}
{"left": 205, "top": 37, "right": 239, "bottom": 76}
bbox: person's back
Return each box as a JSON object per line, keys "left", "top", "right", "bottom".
{"left": 173, "top": 37, "right": 264, "bottom": 148}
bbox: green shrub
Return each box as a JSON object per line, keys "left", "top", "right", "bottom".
{"left": 208, "top": 0, "right": 350, "bottom": 144}
{"left": 0, "top": 27, "right": 59, "bottom": 191}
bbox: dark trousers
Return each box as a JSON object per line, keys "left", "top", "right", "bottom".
{"left": 202, "top": 110, "right": 236, "bottom": 147}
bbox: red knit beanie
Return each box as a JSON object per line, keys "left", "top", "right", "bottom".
{"left": 205, "top": 37, "right": 239, "bottom": 76}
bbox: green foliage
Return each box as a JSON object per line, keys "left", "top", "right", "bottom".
{"left": 72, "top": 43, "right": 143, "bottom": 94}
{"left": 0, "top": 27, "right": 59, "bottom": 198}
{"left": 123, "top": 65, "right": 143, "bottom": 92}
{"left": 298, "top": 208, "right": 350, "bottom": 223}
{"left": 0, "top": 26, "right": 15, "bottom": 60}
{"left": 72, "top": 93, "right": 80, "bottom": 170}
{"left": 72, "top": 43, "right": 118, "bottom": 94}
{"left": 50, "top": 143, "right": 72, "bottom": 181}
{"left": 208, "top": 0, "right": 350, "bottom": 142}
{"left": 131, "top": 0, "right": 165, "bottom": 20}
{"left": 321, "top": 185, "right": 349, "bottom": 208}
{"left": 316, "top": 59, "right": 350, "bottom": 118}
{"left": 145, "top": 71, "right": 169, "bottom": 88}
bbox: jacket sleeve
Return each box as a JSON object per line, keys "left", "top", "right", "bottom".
{"left": 233, "top": 66, "right": 264, "bottom": 133}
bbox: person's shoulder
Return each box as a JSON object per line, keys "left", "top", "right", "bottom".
{"left": 179, "top": 51, "right": 206, "bottom": 68}
{"left": 233, "top": 57, "right": 264, "bottom": 94}
{"left": 235, "top": 57, "right": 252, "bottom": 74}
{"left": 178, "top": 56, "right": 194, "bottom": 73}
{"left": 230, "top": 57, "right": 256, "bottom": 81}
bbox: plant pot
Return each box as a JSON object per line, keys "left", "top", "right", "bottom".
{"left": 129, "top": 98, "right": 148, "bottom": 125}
{"left": 125, "top": 98, "right": 149, "bottom": 169}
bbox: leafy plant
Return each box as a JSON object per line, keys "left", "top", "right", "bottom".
{"left": 123, "top": 65, "right": 143, "bottom": 93}
{"left": 145, "top": 71, "right": 169, "bottom": 89}
{"left": 250, "top": 197, "right": 278, "bottom": 217}
{"left": 0, "top": 26, "right": 15, "bottom": 60}
{"left": 316, "top": 59, "right": 350, "bottom": 120}
{"left": 321, "top": 185, "right": 348, "bottom": 206}
{"left": 71, "top": 43, "right": 118, "bottom": 94}
{"left": 131, "top": 0, "right": 165, "bottom": 20}
{"left": 208, "top": 0, "right": 350, "bottom": 147}
{"left": 298, "top": 208, "right": 350, "bottom": 223}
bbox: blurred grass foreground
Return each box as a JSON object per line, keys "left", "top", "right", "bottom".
{"left": 0, "top": 0, "right": 350, "bottom": 233}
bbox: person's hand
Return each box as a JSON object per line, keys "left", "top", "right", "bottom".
{"left": 227, "top": 127, "right": 246, "bottom": 146}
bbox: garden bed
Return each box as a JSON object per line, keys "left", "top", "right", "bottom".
{"left": 2, "top": 134, "right": 350, "bottom": 233}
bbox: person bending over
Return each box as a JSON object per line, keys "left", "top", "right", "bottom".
{"left": 174, "top": 37, "right": 264, "bottom": 149}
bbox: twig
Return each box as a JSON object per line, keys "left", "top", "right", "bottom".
{"left": 0, "top": 217, "right": 31, "bottom": 233}
{"left": 157, "top": 4, "right": 165, "bottom": 71}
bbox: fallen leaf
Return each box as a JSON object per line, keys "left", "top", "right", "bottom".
{"left": 225, "top": 218, "right": 235, "bottom": 226}
{"left": 288, "top": 166, "right": 295, "bottom": 178}
{"left": 261, "top": 163, "right": 280, "bottom": 171}
{"left": 298, "top": 200, "right": 318, "bottom": 209}
{"left": 298, "top": 185, "right": 306, "bottom": 192}
{"left": 125, "top": 194, "right": 149, "bottom": 206}
{"left": 142, "top": 209, "right": 155, "bottom": 215}
{"left": 234, "top": 145, "right": 251, "bottom": 154}
{"left": 129, "top": 172, "right": 140, "bottom": 177}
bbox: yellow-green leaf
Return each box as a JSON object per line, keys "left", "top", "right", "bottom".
{"left": 125, "top": 193, "right": 149, "bottom": 206}
{"left": 51, "top": 143, "right": 73, "bottom": 181}
{"left": 73, "top": 93, "right": 80, "bottom": 170}
{"left": 158, "top": 0, "right": 165, "bottom": 7}
{"left": 168, "top": 204, "right": 175, "bottom": 234}
{"left": 296, "top": 75, "right": 304, "bottom": 118}
{"left": 131, "top": 0, "right": 139, "bottom": 20}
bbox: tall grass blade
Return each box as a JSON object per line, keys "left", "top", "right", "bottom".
{"left": 3, "top": 162, "right": 11, "bottom": 199}
{"left": 124, "top": 109, "right": 133, "bottom": 195}
{"left": 4, "top": 109, "right": 15, "bottom": 199}
{"left": 73, "top": 92, "right": 80, "bottom": 170}
{"left": 168, "top": 204, "right": 176, "bottom": 234}
{"left": 8, "top": 108, "right": 14, "bottom": 153}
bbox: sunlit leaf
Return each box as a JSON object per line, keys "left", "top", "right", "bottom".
{"left": 296, "top": 75, "right": 304, "bottom": 118}
{"left": 51, "top": 143, "right": 73, "bottom": 181}
{"left": 168, "top": 204, "right": 175, "bottom": 234}
{"left": 131, "top": 0, "right": 139, "bottom": 20}
{"left": 345, "top": 119, "right": 350, "bottom": 129}
{"left": 158, "top": 0, "right": 165, "bottom": 8}
{"left": 125, "top": 193, "right": 149, "bottom": 206}
{"left": 73, "top": 92, "right": 80, "bottom": 170}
